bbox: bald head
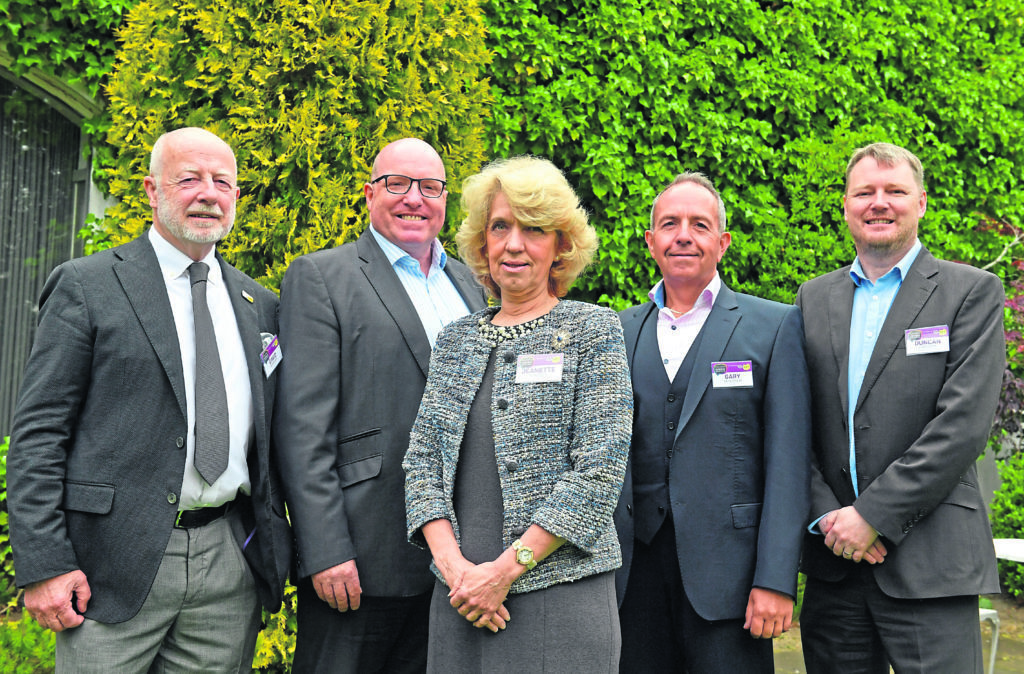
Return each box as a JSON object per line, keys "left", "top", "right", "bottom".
{"left": 150, "top": 128, "right": 236, "bottom": 181}
{"left": 371, "top": 138, "right": 446, "bottom": 182}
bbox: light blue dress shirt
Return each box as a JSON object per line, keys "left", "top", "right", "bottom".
{"left": 369, "top": 225, "right": 471, "bottom": 347}
{"left": 846, "top": 239, "right": 922, "bottom": 496}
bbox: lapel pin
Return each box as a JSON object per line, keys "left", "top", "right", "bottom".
{"left": 242, "top": 290, "right": 254, "bottom": 303}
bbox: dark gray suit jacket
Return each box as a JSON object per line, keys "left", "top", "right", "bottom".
{"left": 797, "top": 247, "right": 1003, "bottom": 598}
{"left": 8, "top": 234, "right": 292, "bottom": 622}
{"left": 274, "top": 229, "right": 486, "bottom": 594}
{"left": 615, "top": 284, "right": 812, "bottom": 620}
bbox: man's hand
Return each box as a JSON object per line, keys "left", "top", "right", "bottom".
{"left": 821, "top": 506, "right": 888, "bottom": 563}
{"left": 24, "top": 570, "right": 90, "bottom": 632}
{"left": 743, "top": 588, "right": 793, "bottom": 638}
{"left": 312, "top": 560, "right": 362, "bottom": 612}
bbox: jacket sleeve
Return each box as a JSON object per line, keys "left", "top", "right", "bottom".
{"left": 531, "top": 308, "right": 633, "bottom": 552}
{"left": 273, "top": 255, "right": 355, "bottom": 577}
{"left": 8, "top": 264, "right": 90, "bottom": 586}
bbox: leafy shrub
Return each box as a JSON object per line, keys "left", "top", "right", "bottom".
{"left": 253, "top": 582, "right": 296, "bottom": 672}
{"left": 0, "top": 610, "right": 55, "bottom": 674}
{"left": 0, "top": 438, "right": 15, "bottom": 611}
{"left": 991, "top": 452, "right": 1024, "bottom": 599}
{"left": 102, "top": 0, "right": 492, "bottom": 291}
{"left": 484, "top": 0, "right": 1024, "bottom": 309}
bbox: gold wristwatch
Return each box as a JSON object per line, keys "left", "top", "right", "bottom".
{"left": 512, "top": 539, "right": 536, "bottom": 571}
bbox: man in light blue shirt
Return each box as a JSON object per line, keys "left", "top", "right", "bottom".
{"left": 275, "top": 138, "right": 487, "bottom": 673}
{"left": 797, "top": 143, "right": 1005, "bottom": 673}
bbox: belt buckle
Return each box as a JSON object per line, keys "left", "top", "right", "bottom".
{"left": 174, "top": 510, "right": 185, "bottom": 528}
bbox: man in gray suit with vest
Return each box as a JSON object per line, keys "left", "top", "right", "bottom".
{"left": 615, "top": 172, "right": 811, "bottom": 672}
{"left": 798, "top": 142, "right": 1005, "bottom": 673}
{"left": 274, "top": 137, "right": 487, "bottom": 672}
{"left": 7, "top": 127, "right": 291, "bottom": 671}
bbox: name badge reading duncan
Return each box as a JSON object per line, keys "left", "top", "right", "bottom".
{"left": 904, "top": 325, "right": 950, "bottom": 356}
{"left": 516, "top": 353, "right": 564, "bottom": 383}
{"left": 711, "top": 360, "right": 753, "bottom": 388}
{"left": 260, "top": 333, "right": 282, "bottom": 377}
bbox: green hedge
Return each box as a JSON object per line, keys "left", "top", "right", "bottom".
{"left": 484, "top": 0, "right": 1024, "bottom": 308}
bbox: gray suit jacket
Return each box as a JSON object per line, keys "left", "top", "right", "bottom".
{"left": 614, "top": 285, "right": 812, "bottom": 620}
{"left": 797, "top": 247, "right": 1003, "bottom": 598}
{"left": 274, "top": 229, "right": 486, "bottom": 594}
{"left": 8, "top": 234, "right": 291, "bottom": 622}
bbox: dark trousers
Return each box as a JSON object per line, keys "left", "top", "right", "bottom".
{"left": 292, "top": 578, "right": 431, "bottom": 674}
{"left": 618, "top": 519, "right": 773, "bottom": 674}
{"left": 801, "top": 566, "right": 983, "bottom": 674}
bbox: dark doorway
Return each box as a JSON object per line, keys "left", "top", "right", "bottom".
{"left": 0, "top": 76, "right": 88, "bottom": 436}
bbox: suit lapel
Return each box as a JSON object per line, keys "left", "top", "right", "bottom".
{"left": 113, "top": 236, "right": 188, "bottom": 420}
{"left": 855, "top": 249, "right": 938, "bottom": 412}
{"left": 674, "top": 285, "right": 740, "bottom": 443}
{"left": 446, "top": 261, "right": 487, "bottom": 312}
{"left": 357, "top": 231, "right": 432, "bottom": 377}
{"left": 828, "top": 273, "right": 855, "bottom": 419}
{"left": 622, "top": 303, "right": 657, "bottom": 374}
{"left": 219, "top": 258, "right": 268, "bottom": 452}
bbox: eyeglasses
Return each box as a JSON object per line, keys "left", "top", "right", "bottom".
{"left": 370, "top": 174, "right": 447, "bottom": 199}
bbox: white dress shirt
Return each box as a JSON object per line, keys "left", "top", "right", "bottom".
{"left": 149, "top": 228, "right": 253, "bottom": 509}
{"left": 648, "top": 274, "right": 721, "bottom": 380}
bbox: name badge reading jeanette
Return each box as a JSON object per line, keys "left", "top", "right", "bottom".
{"left": 516, "top": 353, "right": 564, "bottom": 383}
{"left": 711, "top": 360, "right": 753, "bottom": 388}
{"left": 260, "top": 334, "right": 282, "bottom": 377}
{"left": 904, "top": 325, "right": 950, "bottom": 356}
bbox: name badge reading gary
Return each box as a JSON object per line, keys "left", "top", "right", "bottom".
{"left": 711, "top": 360, "right": 753, "bottom": 388}
{"left": 516, "top": 353, "right": 564, "bottom": 383}
{"left": 905, "top": 325, "right": 950, "bottom": 356}
{"left": 260, "top": 333, "right": 282, "bottom": 377}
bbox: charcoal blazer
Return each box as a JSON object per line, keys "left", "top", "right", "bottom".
{"left": 614, "top": 284, "right": 812, "bottom": 620}
{"left": 7, "top": 234, "right": 291, "bottom": 622}
{"left": 797, "top": 247, "right": 1003, "bottom": 598}
{"left": 274, "top": 229, "right": 487, "bottom": 594}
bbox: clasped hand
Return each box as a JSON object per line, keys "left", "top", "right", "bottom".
{"left": 821, "top": 506, "right": 887, "bottom": 564}
{"left": 445, "top": 558, "right": 511, "bottom": 633}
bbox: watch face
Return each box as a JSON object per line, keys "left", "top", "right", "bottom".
{"left": 517, "top": 548, "right": 532, "bottom": 565}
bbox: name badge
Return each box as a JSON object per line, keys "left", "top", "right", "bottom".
{"left": 711, "top": 360, "right": 753, "bottom": 388}
{"left": 904, "top": 325, "right": 950, "bottom": 356}
{"left": 516, "top": 353, "right": 564, "bottom": 383}
{"left": 260, "top": 333, "right": 282, "bottom": 377}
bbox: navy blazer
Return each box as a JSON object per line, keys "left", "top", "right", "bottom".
{"left": 8, "top": 234, "right": 291, "bottom": 621}
{"left": 615, "top": 284, "right": 811, "bottom": 621}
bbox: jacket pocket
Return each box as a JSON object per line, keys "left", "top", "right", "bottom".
{"left": 336, "top": 453, "right": 383, "bottom": 488}
{"left": 63, "top": 481, "right": 115, "bottom": 514}
{"left": 941, "top": 481, "right": 980, "bottom": 510}
{"left": 731, "top": 502, "right": 762, "bottom": 529}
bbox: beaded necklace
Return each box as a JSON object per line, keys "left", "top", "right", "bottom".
{"left": 477, "top": 314, "right": 546, "bottom": 347}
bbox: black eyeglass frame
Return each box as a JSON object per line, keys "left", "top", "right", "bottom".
{"left": 370, "top": 174, "right": 447, "bottom": 199}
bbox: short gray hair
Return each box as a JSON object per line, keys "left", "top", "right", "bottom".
{"left": 649, "top": 171, "right": 728, "bottom": 231}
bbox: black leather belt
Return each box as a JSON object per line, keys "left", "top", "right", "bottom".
{"left": 175, "top": 502, "right": 231, "bottom": 529}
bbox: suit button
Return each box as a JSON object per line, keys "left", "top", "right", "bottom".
{"left": 626, "top": 504, "right": 633, "bottom": 515}
{"left": 667, "top": 421, "right": 675, "bottom": 430}
{"left": 167, "top": 493, "right": 178, "bottom": 504}
{"left": 176, "top": 436, "right": 185, "bottom": 448}
{"left": 497, "top": 398, "right": 509, "bottom": 410}
{"left": 658, "top": 506, "right": 665, "bottom": 514}
{"left": 667, "top": 394, "right": 676, "bottom": 403}
{"left": 503, "top": 352, "right": 515, "bottom": 363}
{"left": 505, "top": 460, "right": 519, "bottom": 472}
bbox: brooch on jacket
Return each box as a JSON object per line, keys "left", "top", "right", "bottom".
{"left": 551, "top": 329, "right": 570, "bottom": 351}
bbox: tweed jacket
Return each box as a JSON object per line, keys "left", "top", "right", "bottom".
{"left": 404, "top": 300, "right": 633, "bottom": 594}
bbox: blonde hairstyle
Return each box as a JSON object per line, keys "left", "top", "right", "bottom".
{"left": 845, "top": 142, "right": 925, "bottom": 192}
{"left": 456, "top": 156, "right": 597, "bottom": 298}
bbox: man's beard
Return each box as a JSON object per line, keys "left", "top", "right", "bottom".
{"left": 157, "top": 191, "right": 234, "bottom": 244}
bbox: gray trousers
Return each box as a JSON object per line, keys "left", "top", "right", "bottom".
{"left": 56, "top": 512, "right": 261, "bottom": 673}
